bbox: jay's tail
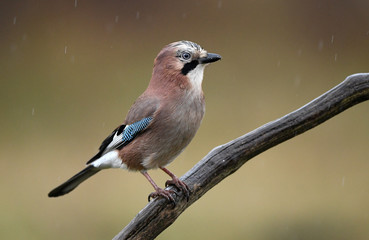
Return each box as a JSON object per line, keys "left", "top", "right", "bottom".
{"left": 48, "top": 165, "right": 100, "bottom": 197}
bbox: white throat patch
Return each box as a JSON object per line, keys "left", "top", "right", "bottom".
{"left": 187, "top": 64, "right": 205, "bottom": 93}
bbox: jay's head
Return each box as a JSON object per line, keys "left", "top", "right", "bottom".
{"left": 151, "top": 40, "right": 221, "bottom": 92}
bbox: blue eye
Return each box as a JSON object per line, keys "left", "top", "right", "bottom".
{"left": 181, "top": 51, "right": 191, "bottom": 60}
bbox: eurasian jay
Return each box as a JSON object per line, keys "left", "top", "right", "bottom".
{"left": 48, "top": 40, "right": 221, "bottom": 202}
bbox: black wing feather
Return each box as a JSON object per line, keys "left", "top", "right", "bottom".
{"left": 86, "top": 124, "right": 126, "bottom": 164}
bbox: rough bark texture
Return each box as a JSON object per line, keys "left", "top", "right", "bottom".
{"left": 113, "top": 73, "right": 369, "bottom": 240}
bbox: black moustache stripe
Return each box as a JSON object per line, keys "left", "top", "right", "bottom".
{"left": 181, "top": 60, "right": 199, "bottom": 75}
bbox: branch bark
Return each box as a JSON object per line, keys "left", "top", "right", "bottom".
{"left": 113, "top": 73, "right": 369, "bottom": 240}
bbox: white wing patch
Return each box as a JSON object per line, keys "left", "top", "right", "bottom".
{"left": 102, "top": 131, "right": 124, "bottom": 155}
{"left": 91, "top": 150, "right": 127, "bottom": 169}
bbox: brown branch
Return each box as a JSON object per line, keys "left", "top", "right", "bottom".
{"left": 113, "top": 73, "right": 369, "bottom": 240}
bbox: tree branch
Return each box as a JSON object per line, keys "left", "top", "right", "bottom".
{"left": 113, "top": 73, "right": 369, "bottom": 240}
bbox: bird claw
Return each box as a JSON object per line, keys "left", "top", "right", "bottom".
{"left": 165, "top": 178, "right": 190, "bottom": 201}
{"left": 148, "top": 188, "right": 176, "bottom": 206}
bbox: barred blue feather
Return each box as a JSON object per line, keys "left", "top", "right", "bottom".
{"left": 86, "top": 117, "right": 153, "bottom": 164}
{"left": 122, "top": 117, "right": 153, "bottom": 143}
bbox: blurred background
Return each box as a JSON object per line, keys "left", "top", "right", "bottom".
{"left": 1, "top": 0, "right": 369, "bottom": 239}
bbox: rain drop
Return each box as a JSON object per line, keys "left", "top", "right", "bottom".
{"left": 331, "top": 35, "right": 334, "bottom": 44}
{"left": 136, "top": 11, "right": 140, "bottom": 19}
{"left": 115, "top": 15, "right": 119, "bottom": 23}
{"left": 32, "top": 108, "right": 35, "bottom": 116}
{"left": 297, "top": 49, "right": 302, "bottom": 56}
{"left": 64, "top": 46, "right": 67, "bottom": 55}
{"left": 318, "top": 40, "right": 324, "bottom": 51}
{"left": 10, "top": 43, "right": 17, "bottom": 52}
{"left": 334, "top": 53, "right": 338, "bottom": 61}
{"left": 294, "top": 75, "right": 301, "bottom": 87}
{"left": 13, "top": 16, "right": 17, "bottom": 25}
{"left": 218, "top": 0, "right": 222, "bottom": 8}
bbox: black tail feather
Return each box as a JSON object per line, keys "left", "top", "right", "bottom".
{"left": 48, "top": 165, "right": 100, "bottom": 197}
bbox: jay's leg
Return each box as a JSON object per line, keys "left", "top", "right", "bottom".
{"left": 160, "top": 167, "right": 190, "bottom": 200}
{"left": 141, "top": 171, "right": 175, "bottom": 203}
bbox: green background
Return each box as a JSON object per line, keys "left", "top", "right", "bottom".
{"left": 1, "top": 0, "right": 369, "bottom": 239}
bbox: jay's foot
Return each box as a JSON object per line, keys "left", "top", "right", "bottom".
{"left": 160, "top": 167, "right": 190, "bottom": 201}
{"left": 148, "top": 188, "right": 175, "bottom": 205}
{"left": 165, "top": 177, "right": 190, "bottom": 201}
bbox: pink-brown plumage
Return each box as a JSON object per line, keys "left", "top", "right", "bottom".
{"left": 121, "top": 43, "right": 206, "bottom": 170}
{"left": 48, "top": 40, "right": 221, "bottom": 202}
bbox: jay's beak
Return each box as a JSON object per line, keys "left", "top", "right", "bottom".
{"left": 198, "top": 53, "right": 222, "bottom": 64}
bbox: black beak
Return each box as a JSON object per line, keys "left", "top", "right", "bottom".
{"left": 198, "top": 53, "right": 222, "bottom": 64}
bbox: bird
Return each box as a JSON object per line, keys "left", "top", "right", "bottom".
{"left": 48, "top": 40, "right": 221, "bottom": 203}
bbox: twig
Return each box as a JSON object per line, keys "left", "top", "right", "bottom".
{"left": 113, "top": 73, "right": 369, "bottom": 240}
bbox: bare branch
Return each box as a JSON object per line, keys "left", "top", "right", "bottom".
{"left": 113, "top": 73, "right": 369, "bottom": 240}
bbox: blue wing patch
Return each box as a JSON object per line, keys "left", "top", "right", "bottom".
{"left": 86, "top": 117, "right": 153, "bottom": 164}
{"left": 122, "top": 117, "right": 153, "bottom": 144}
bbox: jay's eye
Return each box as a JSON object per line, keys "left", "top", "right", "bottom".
{"left": 181, "top": 51, "right": 191, "bottom": 60}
